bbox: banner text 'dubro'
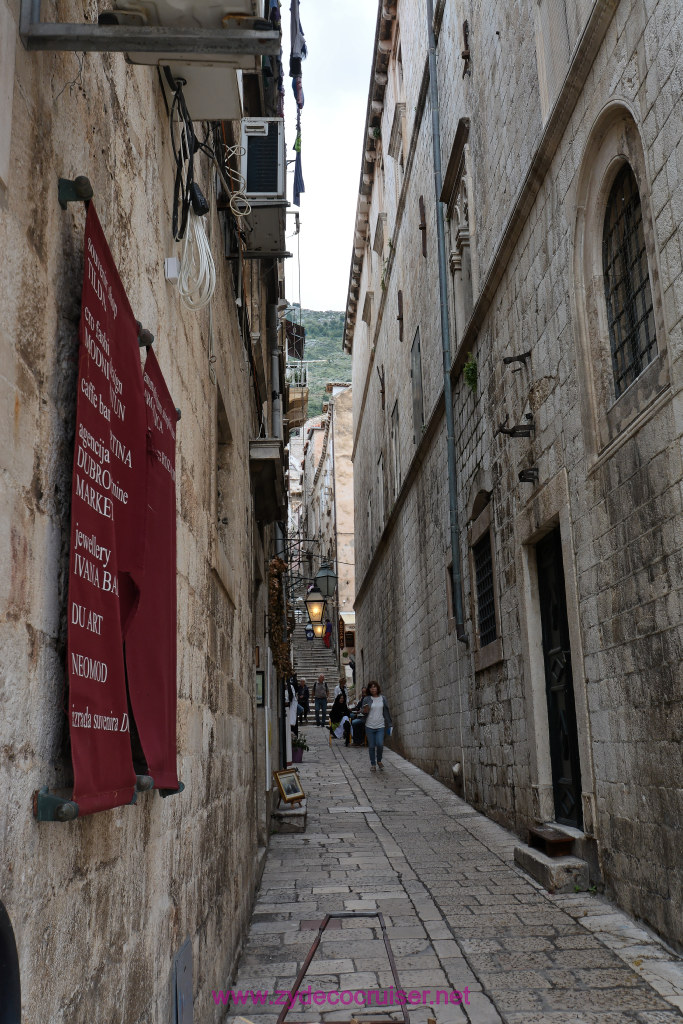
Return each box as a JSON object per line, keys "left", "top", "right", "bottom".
{"left": 67, "top": 203, "right": 177, "bottom": 813}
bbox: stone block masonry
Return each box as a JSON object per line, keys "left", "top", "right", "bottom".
{"left": 347, "top": 0, "right": 683, "bottom": 951}
{"left": 226, "top": 729, "right": 683, "bottom": 1024}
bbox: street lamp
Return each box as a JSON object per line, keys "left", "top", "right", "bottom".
{"left": 305, "top": 587, "right": 325, "bottom": 623}
{"left": 312, "top": 622, "right": 325, "bottom": 638}
{"left": 314, "top": 561, "right": 338, "bottom": 598}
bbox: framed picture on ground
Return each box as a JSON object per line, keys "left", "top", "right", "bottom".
{"left": 255, "top": 669, "right": 265, "bottom": 707}
{"left": 273, "top": 768, "right": 305, "bottom": 804}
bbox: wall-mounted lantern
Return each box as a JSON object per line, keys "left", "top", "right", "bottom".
{"left": 314, "top": 561, "right": 338, "bottom": 598}
{"left": 305, "top": 587, "right": 325, "bottom": 623}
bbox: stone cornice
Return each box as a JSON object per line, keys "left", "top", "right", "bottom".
{"left": 342, "top": 0, "right": 397, "bottom": 356}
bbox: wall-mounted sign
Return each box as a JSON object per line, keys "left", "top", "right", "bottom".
{"left": 67, "top": 204, "right": 178, "bottom": 813}
{"left": 125, "top": 348, "right": 179, "bottom": 791}
{"left": 68, "top": 203, "right": 147, "bottom": 813}
{"left": 255, "top": 670, "right": 265, "bottom": 707}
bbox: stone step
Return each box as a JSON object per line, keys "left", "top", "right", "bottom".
{"left": 514, "top": 843, "right": 589, "bottom": 893}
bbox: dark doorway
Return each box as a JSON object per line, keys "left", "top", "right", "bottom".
{"left": 536, "top": 528, "right": 582, "bottom": 828}
{"left": 0, "top": 901, "right": 21, "bottom": 1023}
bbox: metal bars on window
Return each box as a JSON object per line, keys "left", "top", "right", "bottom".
{"left": 473, "top": 532, "right": 497, "bottom": 648}
{"left": 602, "top": 164, "right": 657, "bottom": 398}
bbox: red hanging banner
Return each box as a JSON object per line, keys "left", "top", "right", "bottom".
{"left": 67, "top": 203, "right": 147, "bottom": 814}
{"left": 125, "top": 348, "right": 179, "bottom": 791}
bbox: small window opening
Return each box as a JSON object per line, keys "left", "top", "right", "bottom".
{"left": 602, "top": 163, "right": 658, "bottom": 398}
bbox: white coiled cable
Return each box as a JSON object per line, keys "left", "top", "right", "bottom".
{"left": 177, "top": 206, "right": 216, "bottom": 311}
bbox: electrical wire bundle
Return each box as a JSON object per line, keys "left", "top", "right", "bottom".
{"left": 165, "top": 68, "right": 216, "bottom": 310}
{"left": 177, "top": 206, "right": 216, "bottom": 310}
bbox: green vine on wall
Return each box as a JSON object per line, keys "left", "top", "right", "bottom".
{"left": 463, "top": 353, "right": 478, "bottom": 394}
{"left": 268, "top": 557, "right": 292, "bottom": 678}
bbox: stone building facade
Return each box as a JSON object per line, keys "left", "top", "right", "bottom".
{"left": 345, "top": 0, "right": 683, "bottom": 948}
{"left": 0, "top": 0, "right": 289, "bottom": 1018}
{"left": 298, "top": 386, "right": 354, "bottom": 653}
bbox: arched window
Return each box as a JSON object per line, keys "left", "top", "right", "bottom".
{"left": 602, "top": 164, "right": 658, "bottom": 398}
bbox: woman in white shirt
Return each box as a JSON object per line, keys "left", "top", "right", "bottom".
{"left": 361, "top": 681, "right": 393, "bottom": 772}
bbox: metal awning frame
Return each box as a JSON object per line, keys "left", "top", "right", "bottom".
{"left": 19, "top": 0, "right": 281, "bottom": 55}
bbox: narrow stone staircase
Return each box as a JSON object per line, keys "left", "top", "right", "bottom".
{"left": 291, "top": 623, "right": 339, "bottom": 690}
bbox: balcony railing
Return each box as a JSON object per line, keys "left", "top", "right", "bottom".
{"left": 285, "top": 363, "right": 309, "bottom": 387}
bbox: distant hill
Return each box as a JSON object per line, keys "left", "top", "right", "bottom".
{"left": 286, "top": 308, "right": 350, "bottom": 418}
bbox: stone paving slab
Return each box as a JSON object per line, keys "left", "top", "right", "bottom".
{"left": 224, "top": 729, "right": 683, "bottom": 1024}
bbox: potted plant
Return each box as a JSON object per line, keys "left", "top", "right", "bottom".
{"left": 291, "top": 733, "right": 309, "bottom": 763}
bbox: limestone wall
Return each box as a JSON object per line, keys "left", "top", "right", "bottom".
{"left": 332, "top": 387, "right": 355, "bottom": 620}
{"left": 349, "top": 0, "right": 683, "bottom": 949}
{"left": 0, "top": 0, "right": 278, "bottom": 1016}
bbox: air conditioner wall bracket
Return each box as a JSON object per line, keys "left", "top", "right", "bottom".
{"left": 19, "top": 0, "right": 280, "bottom": 56}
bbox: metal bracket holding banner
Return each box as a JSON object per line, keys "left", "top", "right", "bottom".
{"left": 58, "top": 175, "right": 93, "bottom": 210}
{"left": 19, "top": 0, "right": 280, "bottom": 55}
{"left": 160, "top": 781, "right": 185, "bottom": 799}
{"left": 33, "top": 787, "right": 80, "bottom": 822}
{"left": 137, "top": 321, "right": 155, "bottom": 349}
{"left": 277, "top": 912, "right": 411, "bottom": 1024}
{"left": 34, "top": 776, "right": 158, "bottom": 818}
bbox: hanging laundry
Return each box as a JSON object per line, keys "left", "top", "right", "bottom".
{"left": 289, "top": 2, "right": 306, "bottom": 202}
{"left": 293, "top": 112, "right": 305, "bottom": 207}
{"left": 290, "top": 0, "right": 307, "bottom": 63}
{"left": 292, "top": 74, "right": 304, "bottom": 108}
{"left": 293, "top": 150, "right": 305, "bottom": 207}
{"left": 269, "top": 0, "right": 281, "bottom": 26}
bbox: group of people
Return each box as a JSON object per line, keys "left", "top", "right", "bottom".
{"left": 289, "top": 673, "right": 392, "bottom": 772}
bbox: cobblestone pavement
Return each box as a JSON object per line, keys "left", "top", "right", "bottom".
{"left": 224, "top": 729, "right": 683, "bottom": 1024}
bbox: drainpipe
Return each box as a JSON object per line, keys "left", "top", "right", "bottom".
{"left": 268, "top": 299, "right": 288, "bottom": 766}
{"left": 426, "top": 0, "right": 467, "bottom": 644}
{"left": 268, "top": 301, "right": 285, "bottom": 560}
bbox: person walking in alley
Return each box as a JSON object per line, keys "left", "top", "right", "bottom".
{"left": 362, "top": 680, "right": 392, "bottom": 771}
{"left": 313, "top": 674, "right": 328, "bottom": 726}
{"left": 297, "top": 677, "right": 309, "bottom": 723}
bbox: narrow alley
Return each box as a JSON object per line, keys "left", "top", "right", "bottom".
{"left": 226, "top": 728, "right": 683, "bottom": 1024}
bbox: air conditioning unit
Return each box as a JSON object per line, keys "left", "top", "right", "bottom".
{"left": 241, "top": 118, "right": 286, "bottom": 199}
{"left": 106, "top": 0, "right": 269, "bottom": 120}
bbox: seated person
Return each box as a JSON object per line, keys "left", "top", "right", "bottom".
{"left": 328, "top": 693, "right": 351, "bottom": 747}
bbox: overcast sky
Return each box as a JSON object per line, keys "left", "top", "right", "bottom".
{"left": 282, "top": 0, "right": 378, "bottom": 313}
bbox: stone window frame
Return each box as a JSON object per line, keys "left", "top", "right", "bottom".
{"left": 390, "top": 399, "right": 401, "bottom": 499}
{"left": 572, "top": 102, "right": 671, "bottom": 464}
{"left": 468, "top": 496, "right": 503, "bottom": 672}
{"left": 377, "top": 451, "right": 385, "bottom": 531}
{"left": 209, "top": 369, "right": 238, "bottom": 605}
{"left": 410, "top": 326, "right": 424, "bottom": 443}
{"left": 441, "top": 119, "right": 479, "bottom": 342}
{"left": 602, "top": 164, "right": 658, "bottom": 397}
{"left": 534, "top": 0, "right": 571, "bottom": 122}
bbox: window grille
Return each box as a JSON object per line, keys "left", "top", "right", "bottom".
{"left": 602, "top": 164, "right": 657, "bottom": 398}
{"left": 473, "top": 532, "right": 497, "bottom": 647}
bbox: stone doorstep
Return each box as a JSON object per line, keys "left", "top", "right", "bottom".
{"left": 513, "top": 844, "right": 589, "bottom": 894}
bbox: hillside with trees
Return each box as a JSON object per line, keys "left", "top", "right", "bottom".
{"left": 285, "top": 308, "right": 350, "bottom": 418}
